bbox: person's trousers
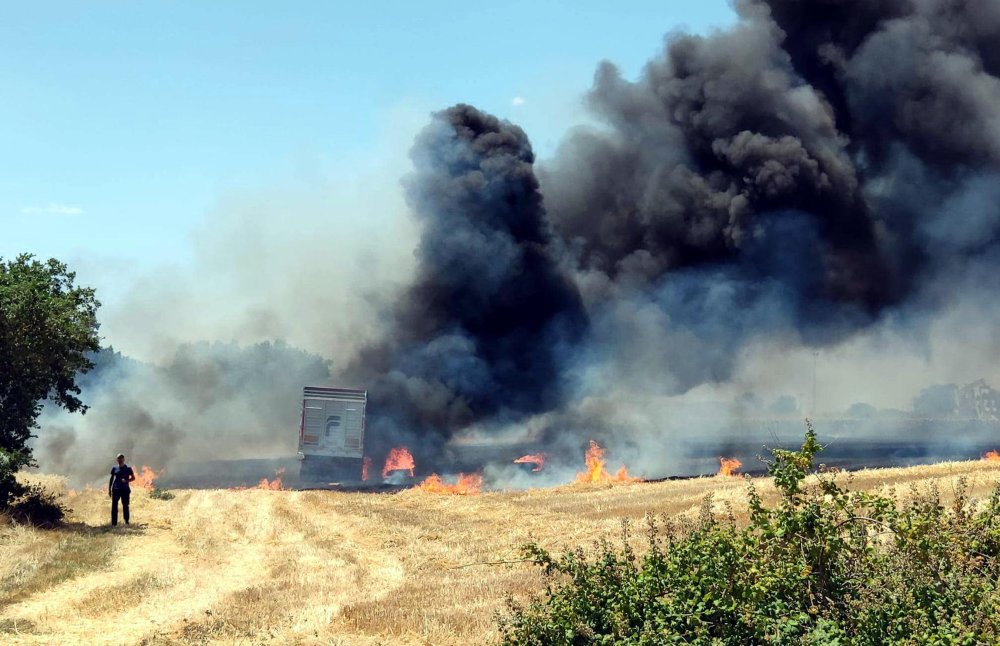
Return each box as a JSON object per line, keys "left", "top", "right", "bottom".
{"left": 111, "top": 489, "right": 130, "bottom": 526}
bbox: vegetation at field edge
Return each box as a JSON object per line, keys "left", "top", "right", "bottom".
{"left": 500, "top": 423, "right": 1000, "bottom": 645}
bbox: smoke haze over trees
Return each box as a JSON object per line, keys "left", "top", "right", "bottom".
{"left": 35, "top": 343, "right": 330, "bottom": 482}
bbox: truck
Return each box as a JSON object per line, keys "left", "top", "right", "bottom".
{"left": 297, "top": 386, "right": 367, "bottom": 481}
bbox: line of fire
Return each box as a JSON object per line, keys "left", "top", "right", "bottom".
{"left": 139, "top": 380, "right": 1000, "bottom": 494}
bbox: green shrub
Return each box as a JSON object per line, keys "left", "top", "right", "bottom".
{"left": 8, "top": 484, "right": 68, "bottom": 528}
{"left": 149, "top": 488, "right": 175, "bottom": 500}
{"left": 0, "top": 447, "right": 30, "bottom": 511}
{"left": 499, "top": 422, "right": 1000, "bottom": 645}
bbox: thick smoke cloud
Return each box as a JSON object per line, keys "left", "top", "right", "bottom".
{"left": 545, "top": 13, "right": 889, "bottom": 309}
{"left": 534, "top": 0, "right": 1000, "bottom": 410}
{"left": 347, "top": 105, "right": 587, "bottom": 463}
{"left": 38, "top": 0, "right": 1000, "bottom": 482}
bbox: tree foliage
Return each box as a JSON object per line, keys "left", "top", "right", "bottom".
{"left": 0, "top": 254, "right": 100, "bottom": 508}
{"left": 500, "top": 423, "right": 1000, "bottom": 644}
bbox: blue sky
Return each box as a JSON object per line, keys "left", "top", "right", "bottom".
{"left": 1, "top": 1, "right": 734, "bottom": 286}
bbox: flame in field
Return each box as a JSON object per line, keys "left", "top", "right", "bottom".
{"left": 133, "top": 465, "right": 160, "bottom": 491}
{"left": 362, "top": 456, "right": 372, "bottom": 481}
{"left": 718, "top": 457, "right": 742, "bottom": 477}
{"left": 417, "top": 473, "right": 483, "bottom": 495}
{"left": 576, "top": 440, "right": 637, "bottom": 484}
{"left": 67, "top": 484, "right": 98, "bottom": 497}
{"left": 257, "top": 468, "right": 286, "bottom": 490}
{"left": 984, "top": 450, "right": 1000, "bottom": 462}
{"left": 382, "top": 447, "right": 416, "bottom": 478}
{"left": 514, "top": 453, "right": 546, "bottom": 472}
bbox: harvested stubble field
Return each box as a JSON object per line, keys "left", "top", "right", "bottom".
{"left": 3, "top": 459, "right": 1000, "bottom": 645}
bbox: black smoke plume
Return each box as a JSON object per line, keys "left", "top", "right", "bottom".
{"left": 356, "top": 0, "right": 1000, "bottom": 458}
{"left": 529, "top": 0, "right": 1000, "bottom": 398}
{"left": 346, "top": 105, "right": 587, "bottom": 463}
{"left": 42, "top": 0, "right": 1000, "bottom": 482}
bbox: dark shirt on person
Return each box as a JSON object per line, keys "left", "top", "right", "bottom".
{"left": 110, "top": 465, "right": 135, "bottom": 491}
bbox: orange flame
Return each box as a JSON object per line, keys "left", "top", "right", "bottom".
{"left": 984, "top": 450, "right": 1000, "bottom": 462}
{"left": 382, "top": 447, "right": 415, "bottom": 478}
{"left": 69, "top": 484, "right": 96, "bottom": 497}
{"left": 417, "top": 473, "right": 483, "bottom": 494}
{"left": 133, "top": 465, "right": 160, "bottom": 491}
{"left": 576, "top": 440, "right": 637, "bottom": 483}
{"left": 514, "top": 453, "right": 546, "bottom": 472}
{"left": 257, "top": 468, "right": 286, "bottom": 490}
{"left": 362, "top": 456, "right": 372, "bottom": 481}
{"left": 718, "top": 457, "right": 743, "bottom": 476}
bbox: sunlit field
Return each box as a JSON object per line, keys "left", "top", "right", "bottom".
{"left": 4, "top": 459, "right": 1000, "bottom": 645}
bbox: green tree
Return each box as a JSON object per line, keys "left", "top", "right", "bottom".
{"left": 0, "top": 254, "right": 100, "bottom": 508}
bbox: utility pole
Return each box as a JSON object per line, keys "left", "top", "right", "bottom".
{"left": 812, "top": 351, "right": 819, "bottom": 416}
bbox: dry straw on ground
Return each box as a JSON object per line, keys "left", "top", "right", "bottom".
{"left": 2, "top": 459, "right": 1000, "bottom": 645}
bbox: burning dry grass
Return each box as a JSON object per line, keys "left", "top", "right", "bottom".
{"left": 718, "top": 456, "right": 742, "bottom": 476}
{"left": 575, "top": 440, "right": 637, "bottom": 483}
{"left": 3, "top": 459, "right": 1000, "bottom": 644}
{"left": 416, "top": 472, "right": 484, "bottom": 494}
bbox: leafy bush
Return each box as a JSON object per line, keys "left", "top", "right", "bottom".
{"left": 149, "top": 488, "right": 175, "bottom": 501}
{"left": 0, "top": 447, "right": 30, "bottom": 511}
{"left": 499, "top": 423, "right": 1000, "bottom": 645}
{"left": 7, "top": 483, "right": 67, "bottom": 528}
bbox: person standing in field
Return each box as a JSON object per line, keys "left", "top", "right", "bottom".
{"left": 108, "top": 453, "right": 135, "bottom": 526}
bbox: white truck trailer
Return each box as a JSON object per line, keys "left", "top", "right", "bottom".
{"left": 297, "top": 386, "right": 367, "bottom": 481}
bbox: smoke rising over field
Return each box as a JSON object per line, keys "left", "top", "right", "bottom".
{"left": 344, "top": 105, "right": 587, "bottom": 463}
{"left": 37, "top": 0, "right": 1000, "bottom": 482}
{"left": 36, "top": 343, "right": 330, "bottom": 482}
{"left": 541, "top": 0, "right": 1000, "bottom": 402}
